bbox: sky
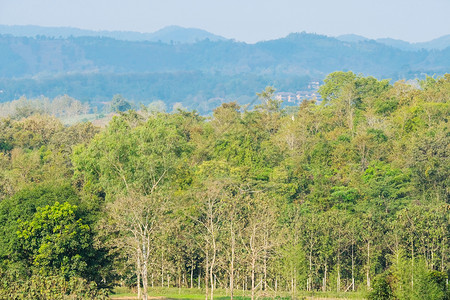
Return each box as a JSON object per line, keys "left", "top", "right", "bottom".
{"left": 0, "top": 0, "right": 449, "bottom": 43}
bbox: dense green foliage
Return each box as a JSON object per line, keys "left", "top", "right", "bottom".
{"left": 0, "top": 72, "right": 449, "bottom": 299}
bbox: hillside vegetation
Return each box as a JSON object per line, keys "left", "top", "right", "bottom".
{"left": 0, "top": 72, "right": 448, "bottom": 299}
{"left": 1, "top": 32, "right": 450, "bottom": 113}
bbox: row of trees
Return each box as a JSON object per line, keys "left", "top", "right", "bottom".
{"left": 0, "top": 95, "right": 92, "bottom": 119}
{"left": 0, "top": 93, "right": 194, "bottom": 122}
{"left": 0, "top": 72, "right": 449, "bottom": 299}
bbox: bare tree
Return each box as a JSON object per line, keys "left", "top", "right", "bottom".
{"left": 190, "top": 180, "right": 228, "bottom": 300}
{"left": 108, "top": 191, "right": 167, "bottom": 300}
{"left": 241, "top": 194, "right": 277, "bottom": 300}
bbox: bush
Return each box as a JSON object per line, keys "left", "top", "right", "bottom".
{"left": 0, "top": 273, "right": 109, "bottom": 299}
{"left": 368, "top": 271, "right": 395, "bottom": 300}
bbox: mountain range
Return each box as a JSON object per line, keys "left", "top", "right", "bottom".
{"left": 336, "top": 34, "right": 450, "bottom": 51}
{"left": 2, "top": 24, "right": 450, "bottom": 50}
{"left": 0, "top": 25, "right": 227, "bottom": 44}
{"left": 0, "top": 25, "right": 449, "bottom": 113}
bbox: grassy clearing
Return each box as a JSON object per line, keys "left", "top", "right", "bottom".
{"left": 110, "top": 287, "right": 366, "bottom": 299}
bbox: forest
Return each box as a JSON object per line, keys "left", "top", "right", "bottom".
{"left": 0, "top": 71, "right": 449, "bottom": 299}
{"left": 2, "top": 31, "right": 450, "bottom": 114}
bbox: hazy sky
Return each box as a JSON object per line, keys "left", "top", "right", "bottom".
{"left": 0, "top": 0, "right": 449, "bottom": 43}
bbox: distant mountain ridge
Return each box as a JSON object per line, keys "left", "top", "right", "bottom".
{"left": 0, "top": 28, "right": 449, "bottom": 113}
{"left": 0, "top": 24, "right": 228, "bottom": 44}
{"left": 337, "top": 34, "right": 450, "bottom": 51}
{"left": 2, "top": 24, "right": 449, "bottom": 50}
{"left": 3, "top": 32, "right": 447, "bottom": 79}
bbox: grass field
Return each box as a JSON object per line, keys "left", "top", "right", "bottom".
{"left": 109, "top": 287, "right": 366, "bottom": 299}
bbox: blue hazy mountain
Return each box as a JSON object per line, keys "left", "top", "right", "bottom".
{"left": 415, "top": 34, "right": 450, "bottom": 50}
{"left": 1, "top": 31, "right": 446, "bottom": 78}
{"left": 0, "top": 24, "right": 227, "bottom": 43}
{"left": 336, "top": 34, "right": 369, "bottom": 43}
{"left": 337, "top": 34, "right": 450, "bottom": 51}
{"left": 3, "top": 25, "right": 449, "bottom": 50}
{"left": 0, "top": 28, "right": 449, "bottom": 112}
{"left": 148, "top": 25, "right": 228, "bottom": 43}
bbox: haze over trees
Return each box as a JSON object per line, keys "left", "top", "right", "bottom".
{"left": 0, "top": 72, "right": 449, "bottom": 299}
{"left": 1, "top": 29, "right": 450, "bottom": 113}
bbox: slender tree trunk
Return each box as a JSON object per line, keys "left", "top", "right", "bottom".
{"left": 143, "top": 264, "right": 148, "bottom": 300}
{"left": 137, "top": 251, "right": 141, "bottom": 300}
{"left": 251, "top": 257, "right": 256, "bottom": 300}
{"left": 411, "top": 239, "right": 414, "bottom": 290}
{"left": 230, "top": 222, "right": 235, "bottom": 300}
{"left": 348, "top": 100, "right": 354, "bottom": 135}
{"left": 337, "top": 264, "right": 340, "bottom": 292}
{"left": 142, "top": 238, "right": 149, "bottom": 300}
{"left": 352, "top": 243, "right": 355, "bottom": 292}
{"left": 191, "top": 260, "right": 194, "bottom": 289}
{"left": 210, "top": 241, "right": 216, "bottom": 300}
{"left": 308, "top": 249, "right": 313, "bottom": 291}
{"left": 366, "top": 241, "right": 371, "bottom": 289}
{"left": 263, "top": 232, "right": 268, "bottom": 291}
{"left": 292, "top": 267, "right": 296, "bottom": 299}
{"left": 205, "top": 253, "right": 209, "bottom": 300}
{"left": 263, "top": 251, "right": 267, "bottom": 291}
{"left": 322, "top": 262, "right": 327, "bottom": 292}
{"left": 161, "top": 252, "right": 164, "bottom": 288}
{"left": 291, "top": 276, "right": 294, "bottom": 299}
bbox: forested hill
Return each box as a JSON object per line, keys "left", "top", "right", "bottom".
{"left": 1, "top": 32, "right": 449, "bottom": 113}
{"left": 0, "top": 72, "right": 448, "bottom": 298}
{"left": 1, "top": 33, "right": 448, "bottom": 78}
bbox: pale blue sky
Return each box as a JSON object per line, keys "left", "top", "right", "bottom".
{"left": 0, "top": 0, "right": 449, "bottom": 43}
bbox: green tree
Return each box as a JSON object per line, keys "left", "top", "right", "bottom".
{"left": 111, "top": 94, "right": 132, "bottom": 112}
{"left": 16, "top": 202, "right": 92, "bottom": 279}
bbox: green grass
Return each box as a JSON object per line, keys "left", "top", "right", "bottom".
{"left": 110, "top": 287, "right": 366, "bottom": 299}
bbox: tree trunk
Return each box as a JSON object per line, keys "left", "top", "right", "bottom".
{"left": 351, "top": 243, "right": 355, "bottom": 292}
{"left": 336, "top": 249, "right": 341, "bottom": 292}
{"left": 205, "top": 253, "right": 209, "bottom": 300}
{"left": 251, "top": 257, "right": 256, "bottom": 300}
{"left": 142, "top": 265, "right": 148, "bottom": 300}
{"left": 263, "top": 232, "right": 268, "bottom": 291}
{"left": 161, "top": 252, "right": 164, "bottom": 288}
{"left": 230, "top": 223, "right": 235, "bottom": 300}
{"left": 137, "top": 251, "right": 141, "bottom": 300}
{"left": 366, "top": 241, "right": 371, "bottom": 289}
{"left": 322, "top": 262, "right": 327, "bottom": 292}
{"left": 142, "top": 239, "right": 149, "bottom": 300}
{"left": 411, "top": 239, "right": 414, "bottom": 290}
{"left": 191, "top": 260, "right": 194, "bottom": 289}
{"left": 337, "top": 264, "right": 340, "bottom": 292}
{"left": 308, "top": 249, "right": 313, "bottom": 291}
{"left": 210, "top": 241, "right": 216, "bottom": 300}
